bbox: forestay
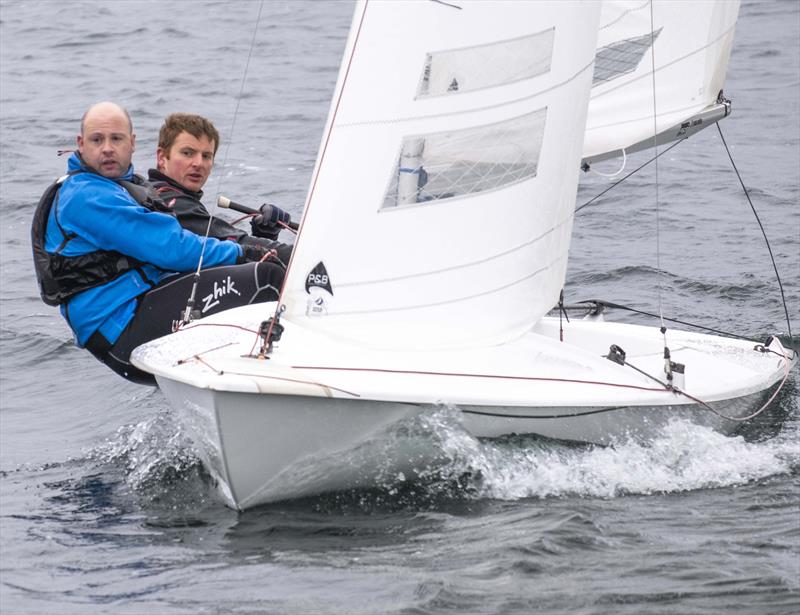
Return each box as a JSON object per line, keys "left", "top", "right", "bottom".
{"left": 280, "top": 0, "right": 602, "bottom": 350}
{"left": 584, "top": 0, "right": 740, "bottom": 162}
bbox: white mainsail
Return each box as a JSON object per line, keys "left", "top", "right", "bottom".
{"left": 583, "top": 0, "right": 740, "bottom": 163}
{"left": 280, "top": 0, "right": 602, "bottom": 350}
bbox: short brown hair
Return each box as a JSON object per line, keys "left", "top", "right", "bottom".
{"left": 158, "top": 113, "right": 220, "bottom": 155}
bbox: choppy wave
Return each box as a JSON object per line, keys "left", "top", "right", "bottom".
{"left": 572, "top": 265, "right": 773, "bottom": 298}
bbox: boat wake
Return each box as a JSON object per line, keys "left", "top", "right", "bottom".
{"left": 84, "top": 390, "right": 798, "bottom": 512}
{"left": 86, "top": 411, "right": 217, "bottom": 510}
{"left": 376, "top": 404, "right": 799, "bottom": 503}
{"left": 472, "top": 418, "right": 798, "bottom": 500}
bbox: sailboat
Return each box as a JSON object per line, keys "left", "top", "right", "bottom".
{"left": 132, "top": 0, "right": 794, "bottom": 510}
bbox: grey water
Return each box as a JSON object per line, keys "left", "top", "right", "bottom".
{"left": 0, "top": 1, "right": 798, "bottom": 613}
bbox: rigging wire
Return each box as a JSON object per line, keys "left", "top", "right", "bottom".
{"left": 576, "top": 139, "right": 683, "bottom": 214}
{"left": 648, "top": 0, "right": 666, "bottom": 335}
{"left": 179, "top": 0, "right": 265, "bottom": 327}
{"left": 715, "top": 122, "right": 795, "bottom": 347}
{"left": 645, "top": 0, "right": 680, "bottom": 390}
{"left": 209, "top": 0, "right": 265, "bottom": 215}
{"left": 560, "top": 299, "right": 750, "bottom": 339}
{"left": 574, "top": 127, "right": 795, "bottom": 354}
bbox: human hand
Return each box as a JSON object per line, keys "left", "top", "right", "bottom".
{"left": 238, "top": 243, "right": 270, "bottom": 263}
{"left": 250, "top": 203, "right": 291, "bottom": 240}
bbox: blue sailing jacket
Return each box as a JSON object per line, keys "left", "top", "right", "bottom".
{"left": 45, "top": 153, "right": 242, "bottom": 346}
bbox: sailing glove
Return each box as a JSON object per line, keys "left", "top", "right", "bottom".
{"left": 238, "top": 243, "right": 270, "bottom": 264}
{"left": 251, "top": 203, "right": 291, "bottom": 240}
{"left": 237, "top": 240, "right": 293, "bottom": 267}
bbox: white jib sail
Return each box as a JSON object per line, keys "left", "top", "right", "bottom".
{"left": 584, "top": 0, "right": 740, "bottom": 161}
{"left": 281, "top": 0, "right": 602, "bottom": 350}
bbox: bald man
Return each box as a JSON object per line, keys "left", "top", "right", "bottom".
{"left": 76, "top": 101, "right": 135, "bottom": 177}
{"left": 32, "top": 101, "right": 285, "bottom": 384}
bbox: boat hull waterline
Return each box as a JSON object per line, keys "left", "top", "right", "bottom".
{"left": 133, "top": 303, "right": 793, "bottom": 510}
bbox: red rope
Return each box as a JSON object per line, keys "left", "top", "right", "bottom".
{"left": 289, "top": 364, "right": 667, "bottom": 393}
{"left": 672, "top": 346, "right": 793, "bottom": 422}
{"left": 277, "top": 219, "right": 298, "bottom": 235}
{"left": 178, "top": 322, "right": 261, "bottom": 335}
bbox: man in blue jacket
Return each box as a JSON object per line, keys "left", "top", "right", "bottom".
{"left": 33, "top": 101, "right": 283, "bottom": 384}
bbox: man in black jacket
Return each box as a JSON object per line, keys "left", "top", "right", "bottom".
{"left": 147, "top": 113, "right": 293, "bottom": 265}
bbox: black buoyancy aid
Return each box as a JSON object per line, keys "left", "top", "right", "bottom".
{"left": 31, "top": 172, "right": 174, "bottom": 306}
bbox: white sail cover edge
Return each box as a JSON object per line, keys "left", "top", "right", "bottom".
{"left": 281, "top": 0, "right": 602, "bottom": 350}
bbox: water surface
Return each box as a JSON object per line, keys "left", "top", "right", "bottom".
{"left": 1, "top": 1, "right": 798, "bottom": 613}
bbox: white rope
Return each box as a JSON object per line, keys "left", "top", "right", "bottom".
{"left": 589, "top": 148, "right": 628, "bottom": 179}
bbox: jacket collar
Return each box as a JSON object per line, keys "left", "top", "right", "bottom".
{"left": 67, "top": 151, "right": 135, "bottom": 181}
{"left": 147, "top": 168, "right": 204, "bottom": 200}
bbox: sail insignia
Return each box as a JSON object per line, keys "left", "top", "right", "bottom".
{"left": 305, "top": 261, "right": 333, "bottom": 318}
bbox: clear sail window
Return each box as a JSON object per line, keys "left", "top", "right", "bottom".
{"left": 593, "top": 28, "right": 662, "bottom": 85}
{"left": 418, "top": 29, "right": 554, "bottom": 98}
{"left": 382, "top": 108, "right": 547, "bottom": 209}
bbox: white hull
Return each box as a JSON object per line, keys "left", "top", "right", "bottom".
{"left": 133, "top": 303, "right": 793, "bottom": 510}
{"left": 157, "top": 377, "right": 423, "bottom": 509}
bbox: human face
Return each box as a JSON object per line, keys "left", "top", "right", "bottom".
{"left": 156, "top": 131, "right": 215, "bottom": 192}
{"left": 77, "top": 105, "right": 135, "bottom": 178}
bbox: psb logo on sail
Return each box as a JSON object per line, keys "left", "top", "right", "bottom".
{"left": 305, "top": 261, "right": 333, "bottom": 317}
